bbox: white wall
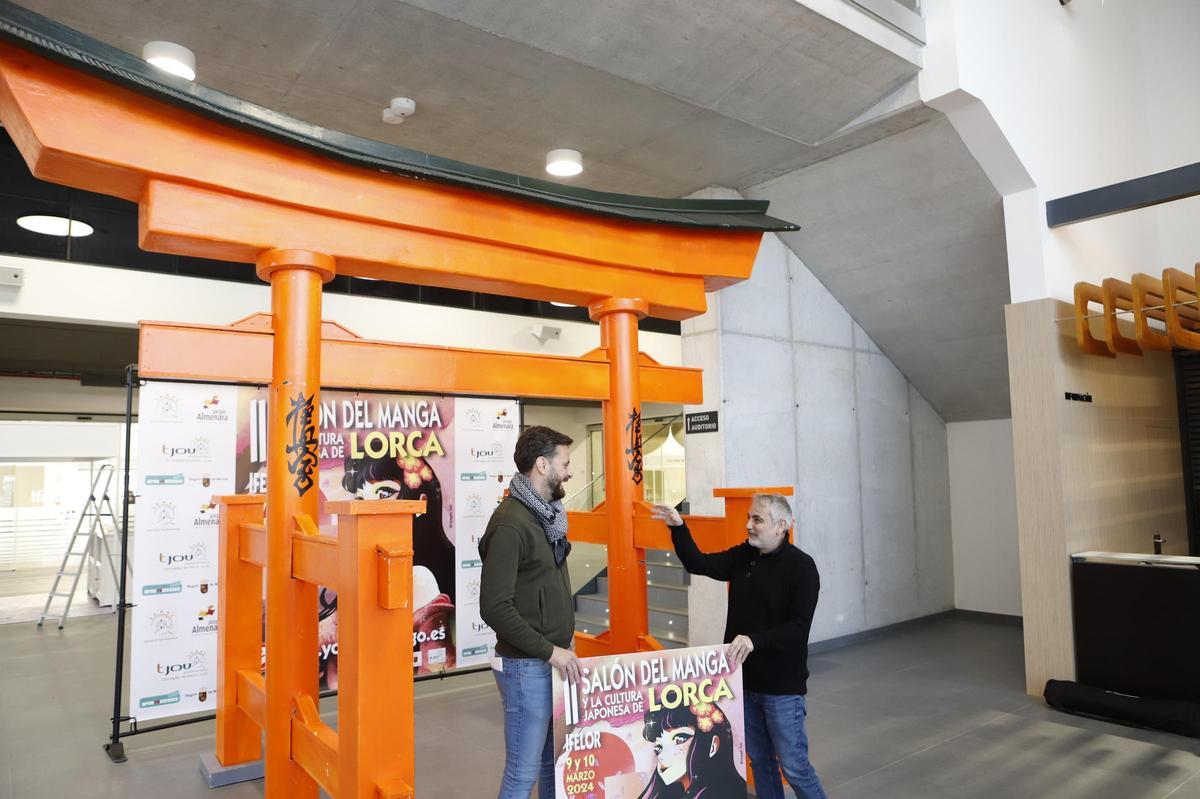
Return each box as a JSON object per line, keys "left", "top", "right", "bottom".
{"left": 948, "top": 419, "right": 1021, "bottom": 617}
{"left": 922, "top": 0, "right": 1200, "bottom": 303}
{"left": 0, "top": 421, "right": 125, "bottom": 461}
{"left": 0, "top": 253, "right": 684, "bottom": 364}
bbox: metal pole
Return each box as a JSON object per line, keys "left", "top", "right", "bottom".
{"left": 104, "top": 363, "right": 137, "bottom": 764}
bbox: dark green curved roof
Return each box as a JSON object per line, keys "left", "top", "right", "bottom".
{"left": 0, "top": 0, "right": 798, "bottom": 232}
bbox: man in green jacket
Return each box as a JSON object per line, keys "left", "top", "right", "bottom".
{"left": 480, "top": 425, "right": 582, "bottom": 799}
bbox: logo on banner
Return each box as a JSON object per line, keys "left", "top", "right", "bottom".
{"left": 148, "top": 610, "right": 176, "bottom": 640}
{"left": 142, "top": 580, "right": 182, "bottom": 596}
{"left": 145, "top": 473, "right": 185, "bottom": 487}
{"left": 193, "top": 502, "right": 219, "bottom": 527}
{"left": 151, "top": 501, "right": 177, "bottom": 528}
{"left": 462, "top": 644, "right": 490, "bottom": 657}
{"left": 464, "top": 493, "right": 485, "bottom": 517}
{"left": 156, "top": 650, "right": 208, "bottom": 679}
{"left": 464, "top": 406, "right": 483, "bottom": 430}
{"left": 460, "top": 559, "right": 483, "bottom": 569}
{"left": 187, "top": 472, "right": 226, "bottom": 489}
{"left": 139, "top": 690, "right": 181, "bottom": 709}
{"left": 161, "top": 436, "right": 212, "bottom": 462}
{"left": 469, "top": 443, "right": 504, "bottom": 461}
{"left": 159, "top": 542, "right": 209, "bottom": 570}
{"left": 466, "top": 578, "right": 481, "bottom": 600}
{"left": 195, "top": 394, "right": 229, "bottom": 423}
{"left": 471, "top": 620, "right": 492, "bottom": 634}
{"left": 186, "top": 579, "right": 216, "bottom": 594}
{"left": 185, "top": 687, "right": 212, "bottom": 704}
{"left": 154, "top": 393, "right": 180, "bottom": 421}
{"left": 460, "top": 471, "right": 488, "bottom": 481}
{"left": 493, "top": 407, "right": 515, "bottom": 430}
{"left": 193, "top": 605, "right": 218, "bottom": 634}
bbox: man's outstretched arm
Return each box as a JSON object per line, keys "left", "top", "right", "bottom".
{"left": 649, "top": 504, "right": 737, "bottom": 582}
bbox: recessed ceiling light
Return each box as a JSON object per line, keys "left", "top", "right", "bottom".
{"left": 143, "top": 41, "right": 196, "bottom": 81}
{"left": 17, "top": 215, "right": 93, "bottom": 237}
{"left": 550, "top": 301, "right": 574, "bottom": 308}
{"left": 546, "top": 149, "right": 583, "bottom": 177}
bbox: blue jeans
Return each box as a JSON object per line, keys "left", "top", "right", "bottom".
{"left": 493, "top": 657, "right": 554, "bottom": 799}
{"left": 744, "top": 691, "right": 827, "bottom": 799}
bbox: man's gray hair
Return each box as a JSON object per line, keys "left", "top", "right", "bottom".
{"left": 753, "top": 493, "right": 794, "bottom": 527}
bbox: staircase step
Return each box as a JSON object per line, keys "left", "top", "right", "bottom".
{"left": 596, "top": 577, "right": 687, "bottom": 610}
{"left": 574, "top": 597, "right": 688, "bottom": 637}
{"left": 573, "top": 617, "right": 691, "bottom": 650}
{"left": 643, "top": 562, "right": 688, "bottom": 587}
{"left": 644, "top": 549, "right": 684, "bottom": 568}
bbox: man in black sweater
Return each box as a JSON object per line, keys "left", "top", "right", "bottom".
{"left": 651, "top": 494, "right": 827, "bottom": 799}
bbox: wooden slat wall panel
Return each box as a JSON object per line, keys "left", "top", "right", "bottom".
{"left": 1007, "top": 298, "right": 1187, "bottom": 695}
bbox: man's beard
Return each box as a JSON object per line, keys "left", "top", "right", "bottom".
{"left": 549, "top": 475, "right": 566, "bottom": 501}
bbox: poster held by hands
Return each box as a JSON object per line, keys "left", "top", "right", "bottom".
{"left": 553, "top": 644, "right": 747, "bottom": 799}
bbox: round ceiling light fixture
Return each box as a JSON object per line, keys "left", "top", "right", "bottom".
{"left": 16, "top": 215, "right": 94, "bottom": 237}
{"left": 142, "top": 41, "right": 196, "bottom": 81}
{"left": 545, "top": 149, "right": 583, "bottom": 177}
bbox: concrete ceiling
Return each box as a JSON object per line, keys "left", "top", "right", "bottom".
{"left": 748, "top": 115, "right": 1012, "bottom": 421}
{"left": 7, "top": 1, "right": 1011, "bottom": 422}
{"left": 15, "top": 0, "right": 921, "bottom": 196}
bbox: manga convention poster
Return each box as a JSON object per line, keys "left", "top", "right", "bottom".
{"left": 131, "top": 380, "right": 517, "bottom": 720}
{"left": 553, "top": 645, "right": 747, "bottom": 799}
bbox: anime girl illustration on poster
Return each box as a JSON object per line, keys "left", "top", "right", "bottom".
{"left": 236, "top": 389, "right": 457, "bottom": 684}
{"left": 553, "top": 645, "right": 747, "bottom": 799}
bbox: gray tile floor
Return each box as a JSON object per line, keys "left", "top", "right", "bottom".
{"left": 1, "top": 613, "right": 1197, "bottom": 798}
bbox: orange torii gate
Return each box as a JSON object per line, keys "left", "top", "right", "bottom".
{"left": 0, "top": 6, "right": 795, "bottom": 797}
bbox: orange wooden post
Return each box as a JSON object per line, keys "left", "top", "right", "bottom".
{"left": 328, "top": 500, "right": 424, "bottom": 799}
{"left": 590, "top": 298, "right": 652, "bottom": 654}
{"left": 215, "top": 494, "right": 266, "bottom": 766}
{"left": 260, "top": 248, "right": 334, "bottom": 799}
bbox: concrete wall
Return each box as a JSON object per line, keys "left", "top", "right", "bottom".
{"left": 948, "top": 418, "right": 1020, "bottom": 617}
{"left": 683, "top": 229, "right": 954, "bottom": 645}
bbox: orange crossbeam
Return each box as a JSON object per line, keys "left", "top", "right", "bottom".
{"left": 292, "top": 534, "right": 339, "bottom": 590}
{"left": 239, "top": 523, "right": 267, "bottom": 567}
{"left": 566, "top": 511, "right": 729, "bottom": 551}
{"left": 236, "top": 669, "right": 266, "bottom": 730}
{"left": 292, "top": 693, "right": 339, "bottom": 798}
{"left": 0, "top": 43, "right": 764, "bottom": 320}
{"left": 138, "top": 321, "right": 702, "bottom": 404}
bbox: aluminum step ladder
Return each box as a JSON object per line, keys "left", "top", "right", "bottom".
{"left": 38, "top": 463, "right": 125, "bottom": 629}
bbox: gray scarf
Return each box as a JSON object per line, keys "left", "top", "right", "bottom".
{"left": 508, "top": 473, "right": 570, "bottom": 564}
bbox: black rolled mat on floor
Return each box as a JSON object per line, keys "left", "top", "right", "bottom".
{"left": 1044, "top": 679, "right": 1200, "bottom": 738}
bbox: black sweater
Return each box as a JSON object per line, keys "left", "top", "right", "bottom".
{"left": 669, "top": 522, "right": 819, "bottom": 695}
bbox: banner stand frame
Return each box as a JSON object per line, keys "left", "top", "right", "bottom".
{"left": 102, "top": 371, "right": 504, "bottom": 763}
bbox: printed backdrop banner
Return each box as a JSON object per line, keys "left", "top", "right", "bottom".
{"left": 552, "top": 645, "right": 747, "bottom": 799}
{"left": 129, "top": 382, "right": 238, "bottom": 721}
{"left": 131, "top": 380, "right": 517, "bottom": 721}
